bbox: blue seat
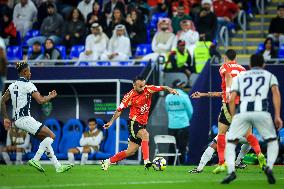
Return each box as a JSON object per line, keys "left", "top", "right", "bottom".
{"left": 256, "top": 43, "right": 264, "bottom": 54}
{"left": 279, "top": 128, "right": 284, "bottom": 146}
{"left": 44, "top": 118, "right": 62, "bottom": 153}
{"left": 149, "top": 13, "right": 168, "bottom": 31}
{"left": 6, "top": 46, "right": 23, "bottom": 61}
{"left": 23, "top": 30, "right": 40, "bottom": 46}
{"left": 96, "top": 61, "right": 111, "bottom": 66}
{"left": 57, "top": 119, "right": 84, "bottom": 159}
{"left": 135, "top": 44, "right": 152, "bottom": 57}
{"left": 55, "top": 45, "right": 67, "bottom": 59}
{"left": 27, "top": 45, "right": 44, "bottom": 57}
{"left": 278, "top": 44, "right": 284, "bottom": 58}
{"left": 69, "top": 45, "right": 85, "bottom": 59}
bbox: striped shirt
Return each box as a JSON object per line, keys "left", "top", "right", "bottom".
{"left": 231, "top": 68, "right": 278, "bottom": 113}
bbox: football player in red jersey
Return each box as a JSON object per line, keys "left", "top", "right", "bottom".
{"left": 101, "top": 76, "right": 179, "bottom": 170}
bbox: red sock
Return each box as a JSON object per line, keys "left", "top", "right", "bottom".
{"left": 110, "top": 151, "right": 127, "bottom": 163}
{"left": 217, "top": 134, "right": 226, "bottom": 165}
{"left": 246, "top": 134, "right": 261, "bottom": 155}
{"left": 141, "top": 140, "right": 149, "bottom": 161}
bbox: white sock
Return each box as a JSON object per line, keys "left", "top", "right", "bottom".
{"left": 2, "top": 152, "right": 12, "bottom": 165}
{"left": 16, "top": 152, "right": 23, "bottom": 165}
{"left": 81, "top": 153, "right": 88, "bottom": 165}
{"left": 68, "top": 152, "right": 75, "bottom": 164}
{"left": 44, "top": 138, "right": 61, "bottom": 170}
{"left": 197, "top": 146, "right": 215, "bottom": 171}
{"left": 267, "top": 140, "right": 279, "bottom": 169}
{"left": 33, "top": 137, "right": 53, "bottom": 161}
{"left": 225, "top": 142, "right": 236, "bottom": 174}
{"left": 236, "top": 144, "right": 251, "bottom": 165}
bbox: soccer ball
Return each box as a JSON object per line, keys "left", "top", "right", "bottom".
{"left": 152, "top": 157, "right": 167, "bottom": 171}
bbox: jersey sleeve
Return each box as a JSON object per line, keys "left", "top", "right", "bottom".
{"left": 146, "top": 85, "right": 164, "bottom": 93}
{"left": 117, "top": 91, "right": 132, "bottom": 111}
{"left": 26, "top": 82, "right": 38, "bottom": 94}
{"left": 230, "top": 76, "right": 240, "bottom": 93}
{"left": 269, "top": 74, "right": 279, "bottom": 87}
{"left": 219, "top": 64, "right": 229, "bottom": 76}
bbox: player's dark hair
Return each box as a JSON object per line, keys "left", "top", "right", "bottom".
{"left": 16, "top": 61, "right": 29, "bottom": 73}
{"left": 250, "top": 54, "right": 264, "bottom": 68}
{"left": 225, "top": 49, "right": 236, "bottom": 61}
{"left": 88, "top": 118, "right": 97, "bottom": 124}
{"left": 133, "top": 76, "right": 145, "bottom": 83}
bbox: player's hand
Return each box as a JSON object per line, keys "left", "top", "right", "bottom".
{"left": 191, "top": 91, "right": 201, "bottom": 98}
{"left": 274, "top": 116, "right": 283, "bottom": 130}
{"left": 49, "top": 90, "right": 57, "bottom": 98}
{"left": 3, "top": 118, "right": 11, "bottom": 131}
{"left": 103, "top": 121, "right": 113, "bottom": 129}
{"left": 168, "top": 88, "right": 179, "bottom": 95}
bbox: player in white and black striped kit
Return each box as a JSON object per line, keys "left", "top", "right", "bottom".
{"left": 221, "top": 54, "right": 283, "bottom": 184}
{"left": 1, "top": 61, "right": 73, "bottom": 173}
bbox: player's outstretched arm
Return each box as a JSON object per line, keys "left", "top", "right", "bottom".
{"left": 162, "top": 86, "right": 179, "bottom": 95}
{"left": 32, "top": 90, "right": 57, "bottom": 104}
{"left": 271, "top": 85, "right": 283, "bottom": 130}
{"left": 1, "top": 89, "right": 12, "bottom": 130}
{"left": 103, "top": 109, "right": 123, "bottom": 129}
{"left": 191, "top": 91, "right": 222, "bottom": 98}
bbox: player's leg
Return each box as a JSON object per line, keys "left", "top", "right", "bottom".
{"left": 81, "top": 147, "right": 91, "bottom": 165}
{"left": 68, "top": 148, "right": 80, "bottom": 165}
{"left": 15, "top": 148, "right": 24, "bottom": 165}
{"left": 137, "top": 128, "right": 152, "bottom": 168}
{"left": 235, "top": 143, "right": 250, "bottom": 169}
{"left": 2, "top": 146, "right": 12, "bottom": 165}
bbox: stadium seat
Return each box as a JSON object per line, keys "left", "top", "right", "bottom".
{"left": 55, "top": 45, "right": 67, "bottom": 59}
{"left": 69, "top": 45, "right": 85, "bottom": 59}
{"left": 149, "top": 13, "right": 168, "bottom": 31}
{"left": 278, "top": 44, "right": 284, "bottom": 58}
{"left": 135, "top": 44, "right": 152, "bottom": 57}
{"left": 23, "top": 30, "right": 40, "bottom": 46}
{"left": 6, "top": 46, "right": 23, "bottom": 61}
{"left": 96, "top": 61, "right": 111, "bottom": 66}
{"left": 256, "top": 43, "right": 264, "bottom": 54}
{"left": 279, "top": 128, "right": 284, "bottom": 146}
{"left": 44, "top": 118, "right": 62, "bottom": 153}
{"left": 27, "top": 45, "right": 44, "bottom": 57}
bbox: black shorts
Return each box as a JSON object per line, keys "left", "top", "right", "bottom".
{"left": 127, "top": 120, "right": 147, "bottom": 145}
{"left": 218, "top": 103, "right": 232, "bottom": 126}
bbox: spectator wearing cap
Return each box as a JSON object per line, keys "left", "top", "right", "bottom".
{"left": 13, "top": 0, "right": 38, "bottom": 37}
{"left": 195, "top": 0, "right": 217, "bottom": 41}
{"left": 77, "top": 0, "right": 94, "bottom": 21}
{"left": 28, "top": 41, "right": 44, "bottom": 60}
{"left": 165, "top": 79, "right": 193, "bottom": 164}
{"left": 268, "top": 5, "right": 284, "bottom": 47}
{"left": 100, "top": 24, "right": 131, "bottom": 61}
{"left": 27, "top": 3, "right": 64, "bottom": 46}
{"left": 62, "top": 8, "right": 86, "bottom": 53}
{"left": 171, "top": 4, "right": 192, "bottom": 34}
{"left": 165, "top": 40, "right": 192, "bottom": 78}
{"left": 78, "top": 23, "right": 109, "bottom": 63}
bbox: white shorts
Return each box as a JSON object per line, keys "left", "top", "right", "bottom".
{"left": 14, "top": 116, "right": 43, "bottom": 136}
{"left": 227, "top": 112, "right": 277, "bottom": 141}
{"left": 76, "top": 146, "right": 98, "bottom": 153}
{"left": 213, "top": 135, "right": 247, "bottom": 144}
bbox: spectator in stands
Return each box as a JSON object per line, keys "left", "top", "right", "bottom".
{"left": 103, "top": 0, "right": 126, "bottom": 19}
{"left": 172, "top": 20, "right": 199, "bottom": 57}
{"left": 127, "top": 0, "right": 150, "bottom": 24}
{"left": 170, "top": 0, "right": 190, "bottom": 18}
{"left": 13, "top": 0, "right": 38, "bottom": 38}
{"left": 68, "top": 118, "right": 103, "bottom": 165}
{"left": 2, "top": 127, "right": 30, "bottom": 165}
{"left": 62, "top": 8, "right": 86, "bottom": 54}
{"left": 259, "top": 38, "right": 278, "bottom": 64}
{"left": 172, "top": 4, "right": 192, "bottom": 34}
{"left": 195, "top": 0, "right": 217, "bottom": 41}
{"left": 165, "top": 79, "right": 193, "bottom": 164}
{"left": 78, "top": 23, "right": 109, "bottom": 63}
{"left": 268, "top": 5, "right": 284, "bottom": 47}
{"left": 106, "top": 8, "right": 129, "bottom": 38}
{"left": 126, "top": 9, "right": 147, "bottom": 49}
{"left": 213, "top": 0, "right": 239, "bottom": 37}
{"left": 143, "top": 18, "right": 175, "bottom": 61}
{"left": 0, "top": 37, "right": 7, "bottom": 97}
{"left": 28, "top": 41, "right": 44, "bottom": 60}
{"left": 0, "top": 10, "right": 17, "bottom": 45}
{"left": 86, "top": 1, "right": 107, "bottom": 32}
{"left": 101, "top": 24, "right": 131, "bottom": 61}
{"left": 34, "top": 0, "right": 55, "bottom": 30}
{"left": 165, "top": 39, "right": 192, "bottom": 78}
{"left": 43, "top": 38, "right": 61, "bottom": 61}
{"left": 27, "top": 3, "right": 64, "bottom": 46}
{"left": 77, "top": 0, "right": 94, "bottom": 21}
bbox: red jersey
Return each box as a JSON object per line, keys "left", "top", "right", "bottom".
{"left": 213, "top": 0, "right": 239, "bottom": 20}
{"left": 219, "top": 61, "right": 246, "bottom": 102}
{"left": 117, "top": 85, "right": 164, "bottom": 125}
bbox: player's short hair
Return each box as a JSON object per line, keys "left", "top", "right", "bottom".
{"left": 88, "top": 118, "right": 97, "bottom": 124}
{"left": 250, "top": 54, "right": 264, "bottom": 68}
{"left": 16, "top": 60, "right": 29, "bottom": 73}
{"left": 225, "top": 49, "right": 236, "bottom": 61}
{"left": 133, "top": 76, "right": 145, "bottom": 83}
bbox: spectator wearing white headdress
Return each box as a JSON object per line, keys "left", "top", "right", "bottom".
{"left": 78, "top": 23, "right": 109, "bottom": 63}
{"left": 100, "top": 24, "right": 131, "bottom": 61}
{"left": 143, "top": 18, "right": 175, "bottom": 62}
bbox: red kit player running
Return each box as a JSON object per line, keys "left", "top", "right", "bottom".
{"left": 101, "top": 76, "right": 179, "bottom": 170}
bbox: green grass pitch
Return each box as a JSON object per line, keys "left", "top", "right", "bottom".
{"left": 0, "top": 165, "right": 283, "bottom": 189}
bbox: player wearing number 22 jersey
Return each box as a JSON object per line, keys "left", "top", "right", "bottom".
{"left": 101, "top": 76, "right": 179, "bottom": 171}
